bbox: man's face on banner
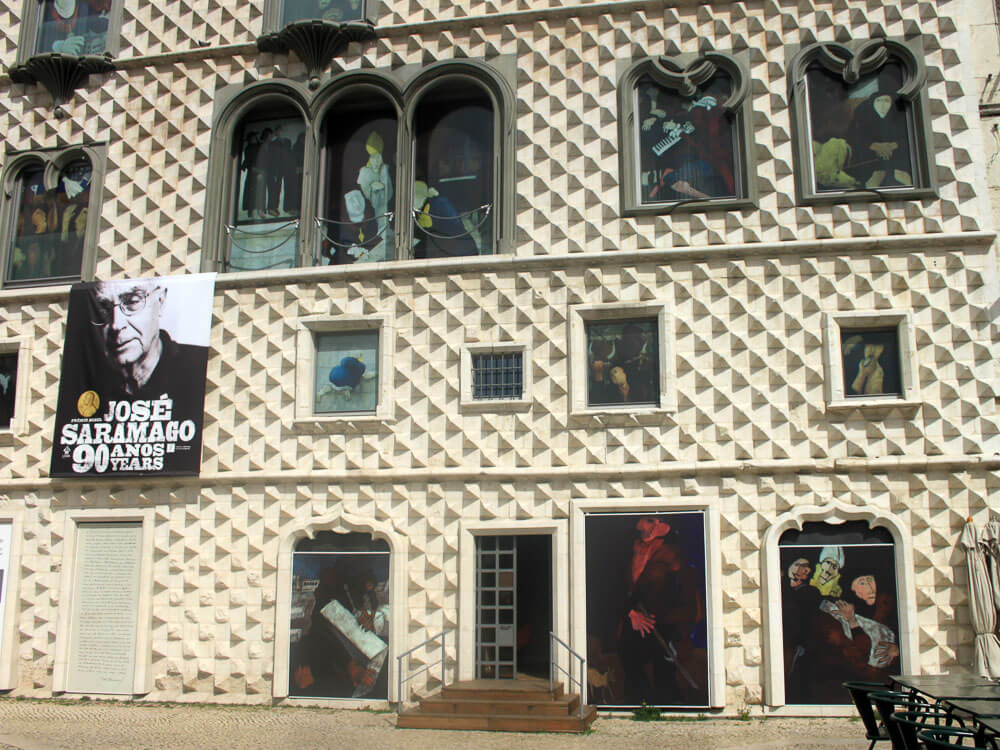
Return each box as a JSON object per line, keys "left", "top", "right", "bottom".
{"left": 93, "top": 280, "right": 166, "bottom": 367}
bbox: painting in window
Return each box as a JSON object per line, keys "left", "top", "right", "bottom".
{"left": 281, "top": 0, "right": 365, "bottom": 26}
{"left": 807, "top": 62, "right": 915, "bottom": 193}
{"left": 313, "top": 330, "right": 378, "bottom": 414}
{"left": 289, "top": 532, "right": 390, "bottom": 699}
{"left": 35, "top": 0, "right": 112, "bottom": 55}
{"left": 413, "top": 85, "right": 494, "bottom": 258}
{"left": 586, "top": 319, "right": 659, "bottom": 407}
{"left": 318, "top": 103, "right": 396, "bottom": 265}
{"left": 636, "top": 73, "right": 737, "bottom": 204}
{"left": 0, "top": 351, "right": 16, "bottom": 429}
{"left": 6, "top": 159, "right": 91, "bottom": 284}
{"left": 230, "top": 115, "right": 305, "bottom": 271}
{"left": 840, "top": 327, "right": 902, "bottom": 398}
{"left": 585, "top": 511, "right": 708, "bottom": 708}
{"left": 778, "top": 522, "right": 900, "bottom": 704}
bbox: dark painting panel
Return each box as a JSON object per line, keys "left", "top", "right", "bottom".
{"left": 36, "top": 0, "right": 112, "bottom": 55}
{"left": 636, "top": 73, "right": 737, "bottom": 204}
{"left": 779, "top": 539, "right": 900, "bottom": 705}
{"left": 289, "top": 551, "right": 390, "bottom": 699}
{"left": 840, "top": 328, "right": 902, "bottom": 398}
{"left": 320, "top": 113, "right": 397, "bottom": 265}
{"left": 281, "top": 0, "right": 365, "bottom": 25}
{"left": 585, "top": 512, "right": 708, "bottom": 708}
{"left": 808, "top": 62, "right": 916, "bottom": 193}
{"left": 0, "top": 352, "right": 17, "bottom": 429}
{"left": 586, "top": 318, "right": 659, "bottom": 407}
{"left": 7, "top": 160, "right": 91, "bottom": 283}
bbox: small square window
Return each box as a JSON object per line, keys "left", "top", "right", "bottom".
{"left": 585, "top": 318, "right": 660, "bottom": 407}
{"left": 313, "top": 330, "right": 379, "bottom": 414}
{"left": 840, "top": 327, "right": 902, "bottom": 399}
{"left": 0, "top": 351, "right": 17, "bottom": 430}
{"left": 823, "top": 311, "right": 918, "bottom": 410}
{"left": 472, "top": 351, "right": 523, "bottom": 400}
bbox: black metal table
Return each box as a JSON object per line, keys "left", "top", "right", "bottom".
{"left": 943, "top": 698, "right": 1000, "bottom": 719}
{"left": 892, "top": 675, "right": 999, "bottom": 700}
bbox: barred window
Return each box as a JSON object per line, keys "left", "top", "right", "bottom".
{"left": 472, "top": 351, "right": 523, "bottom": 400}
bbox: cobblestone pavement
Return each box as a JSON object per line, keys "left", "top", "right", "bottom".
{"left": 0, "top": 700, "right": 869, "bottom": 750}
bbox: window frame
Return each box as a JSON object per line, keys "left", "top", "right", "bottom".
{"left": 822, "top": 309, "right": 920, "bottom": 410}
{"left": 460, "top": 341, "right": 531, "bottom": 411}
{"left": 14, "top": 0, "right": 124, "bottom": 62}
{"left": 0, "top": 145, "right": 106, "bottom": 289}
{"left": 569, "top": 301, "right": 676, "bottom": 417}
{"left": 0, "top": 337, "right": 30, "bottom": 440}
{"left": 788, "top": 38, "right": 936, "bottom": 204}
{"left": 294, "top": 314, "right": 393, "bottom": 425}
{"left": 617, "top": 51, "right": 757, "bottom": 216}
{"left": 261, "top": 0, "right": 382, "bottom": 34}
{"left": 202, "top": 59, "right": 516, "bottom": 275}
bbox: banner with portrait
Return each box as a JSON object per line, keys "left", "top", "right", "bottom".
{"left": 585, "top": 511, "right": 709, "bottom": 708}
{"left": 50, "top": 274, "right": 215, "bottom": 477}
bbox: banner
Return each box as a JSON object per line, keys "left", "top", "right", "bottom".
{"left": 0, "top": 523, "right": 10, "bottom": 658}
{"left": 50, "top": 274, "right": 215, "bottom": 477}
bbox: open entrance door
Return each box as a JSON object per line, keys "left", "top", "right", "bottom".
{"left": 475, "top": 534, "right": 552, "bottom": 679}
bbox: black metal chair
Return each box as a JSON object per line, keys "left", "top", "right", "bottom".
{"left": 870, "top": 690, "right": 931, "bottom": 750}
{"left": 918, "top": 726, "right": 996, "bottom": 749}
{"left": 892, "top": 708, "right": 964, "bottom": 750}
{"left": 844, "top": 681, "right": 894, "bottom": 750}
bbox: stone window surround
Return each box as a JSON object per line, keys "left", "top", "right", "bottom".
{"left": 272, "top": 508, "right": 408, "bottom": 704}
{"left": 760, "top": 500, "right": 918, "bottom": 713}
{"left": 14, "top": 0, "right": 124, "bottom": 61}
{"left": 50, "top": 509, "right": 155, "bottom": 696}
{"left": 568, "top": 300, "right": 677, "bottom": 417}
{"left": 822, "top": 309, "right": 920, "bottom": 410}
{"left": 617, "top": 49, "right": 757, "bottom": 216}
{"left": 787, "top": 37, "right": 937, "bottom": 205}
{"left": 0, "top": 336, "right": 31, "bottom": 441}
{"left": 261, "top": 0, "right": 382, "bottom": 32}
{"left": 294, "top": 313, "right": 394, "bottom": 425}
{"left": 569, "top": 498, "right": 726, "bottom": 708}
{"left": 0, "top": 511, "right": 23, "bottom": 692}
{"left": 0, "top": 144, "right": 107, "bottom": 290}
{"left": 201, "top": 57, "right": 517, "bottom": 275}
{"left": 459, "top": 340, "right": 531, "bottom": 411}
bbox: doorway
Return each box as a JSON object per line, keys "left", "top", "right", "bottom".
{"left": 475, "top": 534, "right": 552, "bottom": 679}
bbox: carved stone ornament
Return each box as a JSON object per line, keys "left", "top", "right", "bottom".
{"left": 9, "top": 52, "right": 115, "bottom": 114}
{"left": 644, "top": 52, "right": 749, "bottom": 114}
{"left": 257, "top": 20, "right": 376, "bottom": 83}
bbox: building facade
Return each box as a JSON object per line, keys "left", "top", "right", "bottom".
{"left": 0, "top": 0, "right": 997, "bottom": 713}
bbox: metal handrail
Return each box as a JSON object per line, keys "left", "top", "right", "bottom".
{"left": 395, "top": 630, "right": 447, "bottom": 714}
{"left": 550, "top": 631, "right": 586, "bottom": 719}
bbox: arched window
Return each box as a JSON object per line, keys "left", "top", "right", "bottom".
{"left": 789, "top": 39, "right": 935, "bottom": 203}
{"left": 227, "top": 103, "right": 306, "bottom": 272}
{"left": 618, "top": 51, "right": 756, "bottom": 215}
{"left": 1, "top": 148, "right": 104, "bottom": 288}
{"left": 777, "top": 521, "right": 901, "bottom": 705}
{"left": 412, "top": 81, "right": 495, "bottom": 259}
{"left": 317, "top": 91, "right": 398, "bottom": 265}
{"left": 288, "top": 531, "right": 391, "bottom": 699}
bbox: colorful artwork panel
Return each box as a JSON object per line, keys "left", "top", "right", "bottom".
{"left": 288, "top": 548, "right": 390, "bottom": 700}
{"left": 36, "top": 0, "right": 112, "bottom": 56}
{"left": 586, "top": 318, "right": 659, "bottom": 407}
{"left": 779, "top": 524, "right": 900, "bottom": 705}
{"left": 320, "top": 110, "right": 397, "bottom": 265}
{"left": 807, "top": 62, "right": 916, "bottom": 193}
{"left": 636, "top": 73, "right": 738, "bottom": 204}
{"left": 585, "top": 512, "right": 709, "bottom": 708}
{"left": 840, "top": 327, "right": 902, "bottom": 398}
{"left": 7, "top": 160, "right": 91, "bottom": 283}
{"left": 313, "top": 330, "right": 379, "bottom": 414}
{"left": 413, "top": 95, "right": 494, "bottom": 258}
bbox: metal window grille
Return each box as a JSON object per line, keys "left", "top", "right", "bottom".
{"left": 472, "top": 352, "right": 523, "bottom": 400}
